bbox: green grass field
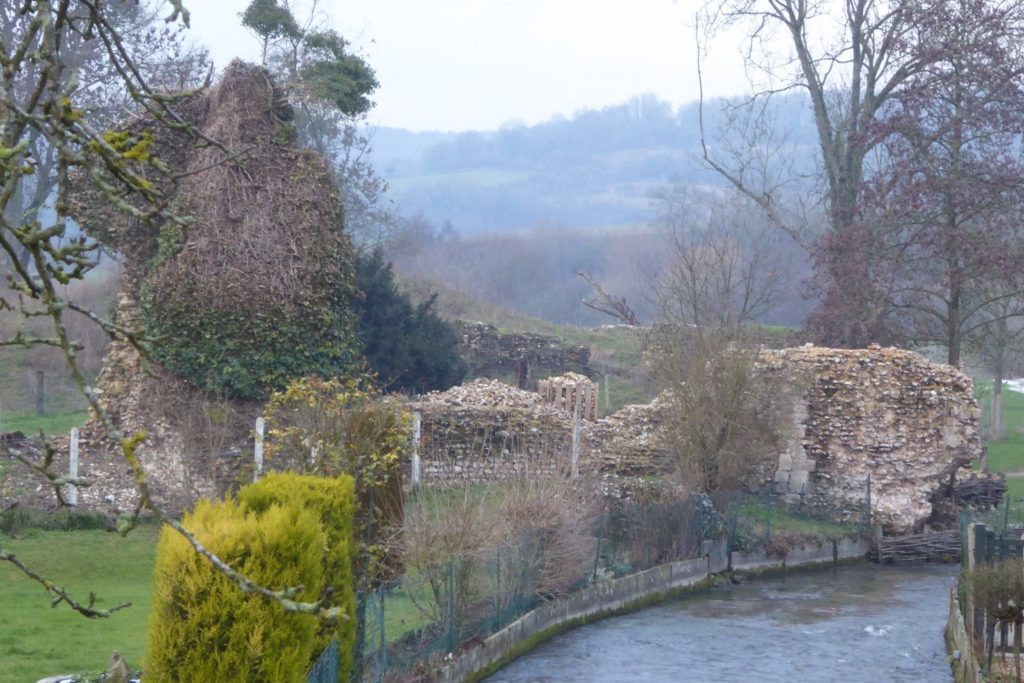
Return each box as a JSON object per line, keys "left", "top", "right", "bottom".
{"left": 984, "top": 387, "right": 1024, "bottom": 474}
{"left": 0, "top": 526, "right": 159, "bottom": 681}
{"left": 976, "top": 383, "right": 1024, "bottom": 524}
{"left": 1, "top": 409, "right": 90, "bottom": 437}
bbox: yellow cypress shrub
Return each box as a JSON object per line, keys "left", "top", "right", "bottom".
{"left": 238, "top": 472, "right": 357, "bottom": 683}
{"left": 145, "top": 498, "right": 327, "bottom": 682}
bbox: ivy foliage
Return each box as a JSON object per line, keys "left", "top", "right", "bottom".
{"left": 141, "top": 269, "right": 358, "bottom": 401}
{"left": 104, "top": 63, "right": 363, "bottom": 400}
{"left": 354, "top": 248, "right": 466, "bottom": 394}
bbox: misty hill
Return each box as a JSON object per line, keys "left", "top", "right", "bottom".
{"left": 371, "top": 93, "right": 818, "bottom": 233}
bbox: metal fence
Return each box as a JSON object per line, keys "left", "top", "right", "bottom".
{"left": 307, "top": 638, "right": 340, "bottom": 683}
{"left": 355, "top": 485, "right": 869, "bottom": 682}
{"left": 957, "top": 519, "right": 1024, "bottom": 676}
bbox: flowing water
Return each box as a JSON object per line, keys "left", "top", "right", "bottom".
{"left": 486, "top": 564, "right": 957, "bottom": 683}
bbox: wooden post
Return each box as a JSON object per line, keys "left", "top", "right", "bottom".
{"left": 411, "top": 412, "right": 422, "bottom": 487}
{"left": 68, "top": 427, "right": 79, "bottom": 506}
{"left": 35, "top": 370, "right": 44, "bottom": 416}
{"left": 253, "top": 417, "right": 264, "bottom": 482}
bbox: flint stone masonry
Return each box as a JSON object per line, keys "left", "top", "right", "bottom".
{"left": 413, "top": 347, "right": 979, "bottom": 532}
{"left": 408, "top": 379, "right": 578, "bottom": 482}
{"left": 3, "top": 337, "right": 978, "bottom": 534}
{"left": 409, "top": 376, "right": 669, "bottom": 497}
{"left": 456, "top": 322, "right": 592, "bottom": 389}
{"left": 757, "top": 345, "right": 979, "bottom": 533}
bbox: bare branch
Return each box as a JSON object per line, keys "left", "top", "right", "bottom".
{"left": 577, "top": 271, "right": 641, "bottom": 326}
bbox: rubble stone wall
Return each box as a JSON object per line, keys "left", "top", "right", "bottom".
{"left": 757, "top": 345, "right": 979, "bottom": 532}
{"left": 410, "top": 380, "right": 578, "bottom": 484}
{"left": 457, "top": 322, "right": 593, "bottom": 389}
{"left": 5, "top": 341, "right": 980, "bottom": 534}
{"left": 413, "top": 347, "right": 980, "bottom": 532}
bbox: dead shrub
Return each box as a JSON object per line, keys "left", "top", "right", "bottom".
{"left": 495, "top": 475, "right": 600, "bottom": 599}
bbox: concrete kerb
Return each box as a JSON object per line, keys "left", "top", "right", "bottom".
{"left": 433, "top": 536, "right": 871, "bottom": 683}
{"left": 945, "top": 587, "right": 983, "bottom": 683}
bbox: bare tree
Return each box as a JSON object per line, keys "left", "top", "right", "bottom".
{"left": 577, "top": 271, "right": 641, "bottom": 326}
{"left": 647, "top": 188, "right": 786, "bottom": 492}
{"left": 697, "top": 1, "right": 1024, "bottom": 363}
{"left": 973, "top": 289, "right": 1024, "bottom": 440}
{"left": 651, "top": 186, "right": 788, "bottom": 333}
{"left": 0, "top": 1, "right": 209, "bottom": 271}
{"left": 696, "top": 0, "right": 931, "bottom": 346}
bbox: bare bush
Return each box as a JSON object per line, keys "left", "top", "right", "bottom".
{"left": 647, "top": 322, "right": 782, "bottom": 494}
{"left": 495, "top": 476, "right": 599, "bottom": 599}
{"left": 396, "top": 485, "right": 503, "bottom": 626}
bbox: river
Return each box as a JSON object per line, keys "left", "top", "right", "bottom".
{"left": 485, "top": 563, "right": 957, "bottom": 683}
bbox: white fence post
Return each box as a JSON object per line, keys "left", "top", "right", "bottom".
{"left": 411, "top": 412, "right": 422, "bottom": 487}
{"left": 68, "top": 427, "right": 79, "bottom": 506}
{"left": 254, "top": 417, "right": 264, "bottom": 482}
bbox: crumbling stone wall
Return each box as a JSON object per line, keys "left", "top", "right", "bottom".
{"left": 457, "top": 322, "right": 592, "bottom": 388}
{"left": 757, "top": 345, "right": 979, "bottom": 532}
{"left": 408, "top": 376, "right": 670, "bottom": 497}
{"left": 413, "top": 348, "right": 980, "bottom": 532}
{"left": 409, "top": 379, "right": 577, "bottom": 482}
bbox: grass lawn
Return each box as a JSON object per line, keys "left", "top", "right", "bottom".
{"left": 0, "top": 525, "right": 159, "bottom": 681}
{"left": 984, "top": 388, "right": 1024, "bottom": 474}
{"left": 737, "top": 502, "right": 858, "bottom": 541}
{"left": 1, "top": 409, "right": 90, "bottom": 438}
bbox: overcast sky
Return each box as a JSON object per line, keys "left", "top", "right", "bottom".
{"left": 186, "top": 1, "right": 761, "bottom": 132}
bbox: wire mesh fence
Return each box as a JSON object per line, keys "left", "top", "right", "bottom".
{"left": 356, "top": 483, "right": 869, "bottom": 682}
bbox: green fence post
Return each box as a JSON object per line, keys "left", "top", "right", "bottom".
{"left": 494, "top": 548, "right": 502, "bottom": 632}
{"left": 376, "top": 590, "right": 386, "bottom": 683}
{"left": 353, "top": 590, "right": 367, "bottom": 683}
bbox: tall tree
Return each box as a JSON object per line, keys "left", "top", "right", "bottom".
{"left": 241, "top": 0, "right": 390, "bottom": 251}
{"left": 698, "top": 0, "right": 932, "bottom": 346}
{"left": 861, "top": 0, "right": 1024, "bottom": 367}
{"left": 699, "top": 0, "right": 1024, "bottom": 363}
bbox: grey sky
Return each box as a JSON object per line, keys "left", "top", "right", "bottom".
{"left": 186, "top": 1, "right": 760, "bottom": 132}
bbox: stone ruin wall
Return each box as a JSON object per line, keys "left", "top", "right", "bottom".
{"left": 409, "top": 380, "right": 578, "bottom": 484}
{"left": 2, "top": 285, "right": 257, "bottom": 518}
{"left": 759, "top": 345, "right": 979, "bottom": 532}
{"left": 412, "top": 346, "right": 980, "bottom": 532}
{"left": 409, "top": 377, "right": 671, "bottom": 497}
{"left": 456, "top": 322, "right": 593, "bottom": 389}
{"left": 4, "top": 340, "right": 979, "bottom": 534}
